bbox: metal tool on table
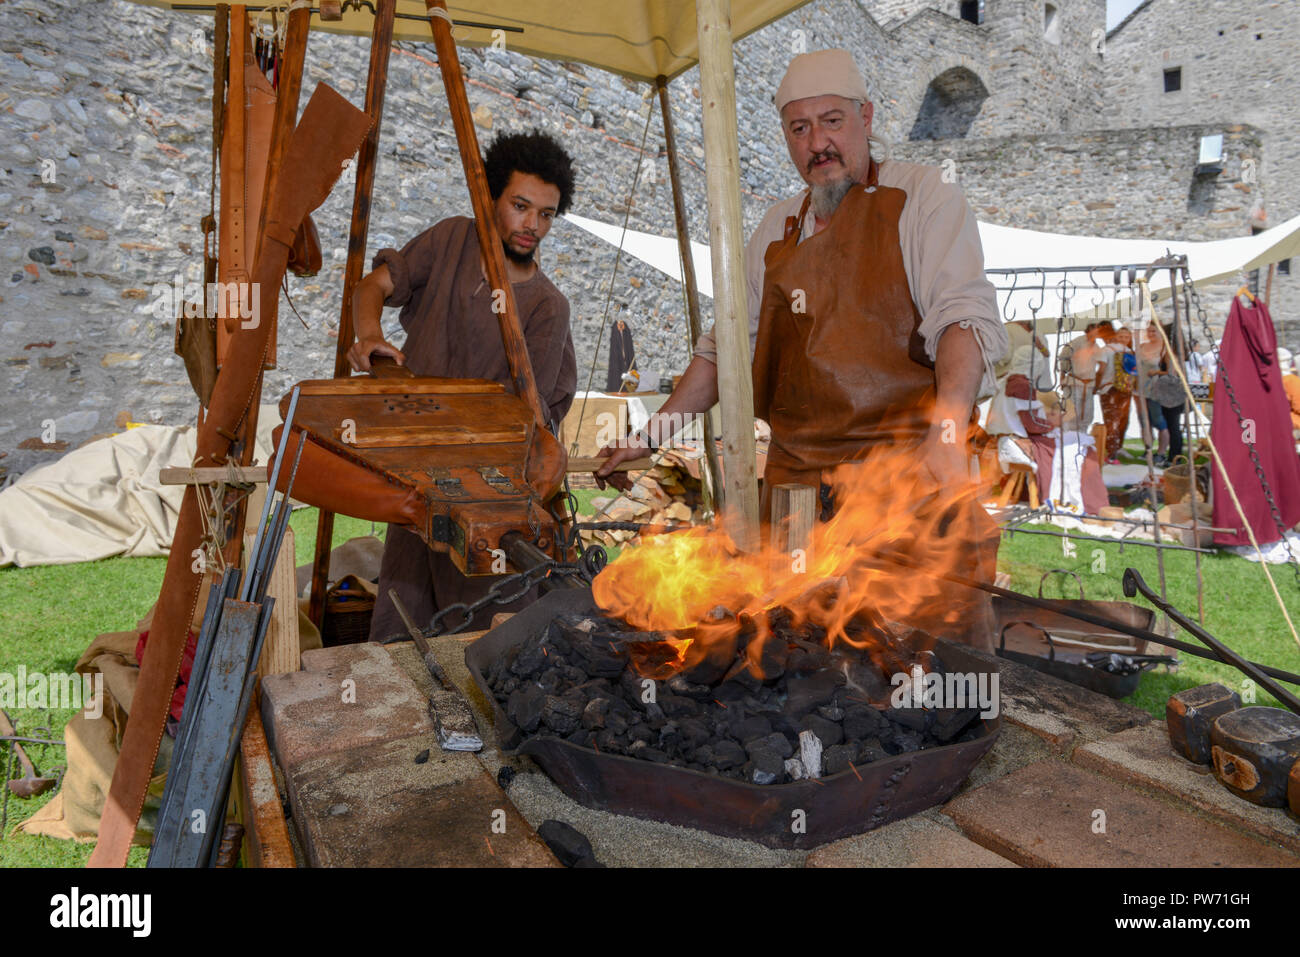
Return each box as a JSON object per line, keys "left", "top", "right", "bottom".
{"left": 1123, "top": 568, "right": 1300, "bottom": 716}
{"left": 389, "top": 590, "right": 483, "bottom": 752}
{"left": 0, "top": 709, "right": 56, "bottom": 799}
{"left": 863, "top": 549, "right": 1300, "bottom": 692}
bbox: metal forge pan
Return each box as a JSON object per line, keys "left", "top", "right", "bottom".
{"left": 465, "top": 587, "right": 1000, "bottom": 850}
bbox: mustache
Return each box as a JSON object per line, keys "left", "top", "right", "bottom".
{"left": 807, "top": 147, "right": 842, "bottom": 171}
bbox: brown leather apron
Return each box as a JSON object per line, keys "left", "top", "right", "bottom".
{"left": 750, "top": 161, "right": 996, "bottom": 650}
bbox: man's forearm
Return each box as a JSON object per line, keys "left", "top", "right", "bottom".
{"left": 641, "top": 355, "right": 720, "bottom": 443}
{"left": 351, "top": 281, "right": 387, "bottom": 342}
{"left": 932, "top": 324, "right": 983, "bottom": 430}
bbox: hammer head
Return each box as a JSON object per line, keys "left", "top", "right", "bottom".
{"left": 8, "top": 776, "right": 55, "bottom": 799}
{"left": 1167, "top": 683, "right": 1241, "bottom": 764}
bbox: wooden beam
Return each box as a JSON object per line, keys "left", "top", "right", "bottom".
{"left": 246, "top": 528, "right": 301, "bottom": 680}
{"left": 657, "top": 73, "right": 723, "bottom": 516}
{"left": 236, "top": 695, "right": 296, "bottom": 868}
{"left": 159, "top": 465, "right": 268, "bottom": 486}
{"left": 769, "top": 483, "right": 816, "bottom": 555}
{"left": 566, "top": 455, "right": 655, "bottom": 473}
{"left": 423, "top": 0, "right": 549, "bottom": 432}
{"left": 309, "top": 0, "right": 397, "bottom": 627}
{"left": 694, "top": 0, "right": 759, "bottom": 550}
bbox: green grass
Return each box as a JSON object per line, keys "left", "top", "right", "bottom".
{"left": 3, "top": 501, "right": 1299, "bottom": 866}
{"left": 999, "top": 522, "right": 1300, "bottom": 717}
{"left": 0, "top": 508, "right": 376, "bottom": 868}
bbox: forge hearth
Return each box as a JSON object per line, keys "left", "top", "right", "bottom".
{"left": 466, "top": 588, "right": 1000, "bottom": 850}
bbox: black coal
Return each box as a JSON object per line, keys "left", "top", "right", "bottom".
{"left": 486, "top": 609, "right": 983, "bottom": 785}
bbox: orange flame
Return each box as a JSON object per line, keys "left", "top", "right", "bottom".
{"left": 592, "top": 441, "right": 988, "bottom": 677}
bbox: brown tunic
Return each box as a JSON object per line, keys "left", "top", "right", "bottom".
{"left": 367, "top": 216, "right": 577, "bottom": 640}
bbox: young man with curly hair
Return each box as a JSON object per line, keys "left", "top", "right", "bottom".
{"left": 348, "top": 128, "right": 578, "bottom": 641}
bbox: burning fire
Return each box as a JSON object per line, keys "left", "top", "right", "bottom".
{"left": 593, "top": 442, "right": 989, "bottom": 678}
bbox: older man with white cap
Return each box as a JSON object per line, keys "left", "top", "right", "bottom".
{"left": 596, "top": 49, "right": 1007, "bottom": 648}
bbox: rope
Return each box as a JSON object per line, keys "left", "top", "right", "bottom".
{"left": 1136, "top": 279, "right": 1300, "bottom": 652}
{"left": 568, "top": 92, "right": 656, "bottom": 457}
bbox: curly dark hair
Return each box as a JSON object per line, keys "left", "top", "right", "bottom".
{"left": 483, "top": 128, "right": 576, "bottom": 215}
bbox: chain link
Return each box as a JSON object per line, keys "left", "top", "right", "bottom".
{"left": 1183, "top": 270, "right": 1300, "bottom": 589}
{"left": 420, "top": 514, "right": 693, "bottom": 637}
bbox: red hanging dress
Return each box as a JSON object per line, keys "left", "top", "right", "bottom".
{"left": 1211, "top": 296, "right": 1300, "bottom": 546}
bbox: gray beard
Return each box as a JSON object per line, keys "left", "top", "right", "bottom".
{"left": 810, "top": 177, "right": 856, "bottom": 221}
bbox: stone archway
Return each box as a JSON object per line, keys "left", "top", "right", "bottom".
{"left": 908, "top": 66, "right": 989, "bottom": 140}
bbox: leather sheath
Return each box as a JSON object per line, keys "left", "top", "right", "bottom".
{"left": 749, "top": 161, "right": 997, "bottom": 650}
{"left": 90, "top": 84, "right": 372, "bottom": 868}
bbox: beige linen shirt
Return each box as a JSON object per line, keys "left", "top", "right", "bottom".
{"left": 694, "top": 159, "right": 1007, "bottom": 398}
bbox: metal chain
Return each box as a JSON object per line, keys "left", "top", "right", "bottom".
{"left": 421, "top": 514, "right": 694, "bottom": 637}
{"left": 1184, "top": 271, "right": 1300, "bottom": 588}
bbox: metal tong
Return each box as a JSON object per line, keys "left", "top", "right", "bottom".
{"left": 1123, "top": 568, "right": 1300, "bottom": 715}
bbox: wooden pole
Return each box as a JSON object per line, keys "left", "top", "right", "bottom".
{"left": 1169, "top": 265, "right": 1205, "bottom": 624}
{"left": 308, "top": 0, "right": 397, "bottom": 627}
{"left": 656, "top": 73, "right": 723, "bottom": 515}
{"left": 422, "top": 0, "right": 549, "bottom": 432}
{"left": 694, "top": 0, "right": 759, "bottom": 550}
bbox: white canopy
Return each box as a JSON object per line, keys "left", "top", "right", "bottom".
{"left": 561, "top": 210, "right": 1300, "bottom": 333}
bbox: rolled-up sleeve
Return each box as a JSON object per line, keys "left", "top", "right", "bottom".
{"left": 693, "top": 200, "right": 790, "bottom": 366}
{"left": 903, "top": 171, "right": 1007, "bottom": 398}
{"left": 372, "top": 226, "right": 438, "bottom": 309}
{"left": 524, "top": 291, "right": 578, "bottom": 426}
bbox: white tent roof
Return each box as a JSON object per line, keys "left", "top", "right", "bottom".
{"left": 561, "top": 210, "right": 1300, "bottom": 333}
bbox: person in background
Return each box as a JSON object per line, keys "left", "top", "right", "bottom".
{"left": 1097, "top": 324, "right": 1136, "bottom": 464}
{"left": 1138, "top": 324, "right": 1186, "bottom": 467}
{"left": 1278, "top": 347, "right": 1300, "bottom": 438}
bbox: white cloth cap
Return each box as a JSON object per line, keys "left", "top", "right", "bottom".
{"left": 775, "top": 49, "right": 869, "bottom": 113}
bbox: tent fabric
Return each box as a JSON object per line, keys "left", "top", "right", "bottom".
{"left": 561, "top": 211, "right": 1300, "bottom": 334}
{"left": 0, "top": 411, "right": 279, "bottom": 568}
{"left": 125, "top": 1, "right": 815, "bottom": 83}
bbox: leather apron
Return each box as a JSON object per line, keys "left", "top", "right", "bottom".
{"left": 750, "top": 161, "right": 996, "bottom": 650}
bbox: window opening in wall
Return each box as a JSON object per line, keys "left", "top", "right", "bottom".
{"left": 1043, "top": 3, "right": 1062, "bottom": 44}
{"left": 1280, "top": 259, "right": 1292, "bottom": 277}
{"left": 960, "top": 0, "right": 982, "bottom": 25}
{"left": 1164, "top": 67, "right": 1182, "bottom": 92}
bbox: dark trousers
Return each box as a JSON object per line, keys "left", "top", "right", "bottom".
{"left": 1146, "top": 398, "right": 1184, "bottom": 460}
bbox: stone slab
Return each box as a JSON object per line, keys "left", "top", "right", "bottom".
{"left": 972, "top": 649, "right": 1151, "bottom": 753}
{"left": 1074, "top": 722, "right": 1300, "bottom": 853}
{"left": 261, "top": 641, "right": 433, "bottom": 771}
{"left": 806, "top": 810, "right": 1017, "bottom": 868}
{"left": 288, "top": 732, "right": 558, "bottom": 867}
{"left": 943, "top": 759, "right": 1300, "bottom": 868}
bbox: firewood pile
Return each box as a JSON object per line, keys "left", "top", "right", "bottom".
{"left": 575, "top": 450, "right": 710, "bottom": 549}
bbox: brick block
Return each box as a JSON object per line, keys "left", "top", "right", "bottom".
{"left": 261, "top": 641, "right": 433, "bottom": 771}
{"left": 807, "top": 813, "right": 1017, "bottom": 868}
{"left": 288, "top": 733, "right": 558, "bottom": 867}
{"left": 943, "top": 759, "right": 1300, "bottom": 868}
{"left": 1075, "top": 723, "right": 1300, "bottom": 853}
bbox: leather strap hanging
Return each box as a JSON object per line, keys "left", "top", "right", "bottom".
{"left": 173, "top": 4, "right": 228, "bottom": 407}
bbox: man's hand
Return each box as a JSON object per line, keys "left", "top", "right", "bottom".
{"left": 347, "top": 337, "right": 405, "bottom": 373}
{"left": 593, "top": 433, "right": 650, "bottom": 492}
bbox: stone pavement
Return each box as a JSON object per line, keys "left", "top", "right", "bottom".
{"left": 260, "top": 625, "right": 1300, "bottom": 867}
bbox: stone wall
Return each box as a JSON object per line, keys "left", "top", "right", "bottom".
{"left": 1102, "top": 0, "right": 1300, "bottom": 329}
{"left": 893, "top": 122, "right": 1264, "bottom": 239}
{"left": 0, "top": 0, "right": 1282, "bottom": 476}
